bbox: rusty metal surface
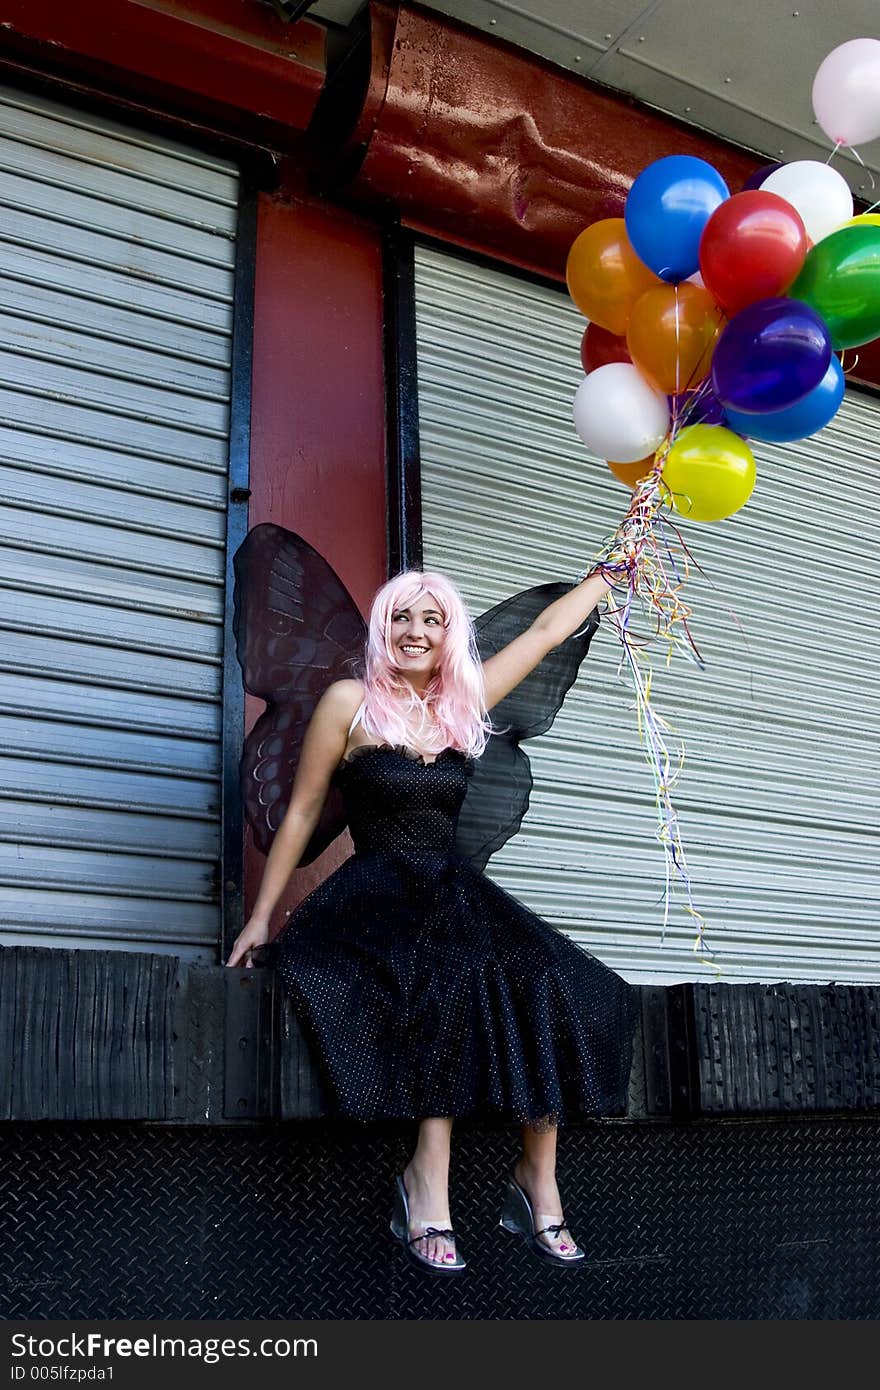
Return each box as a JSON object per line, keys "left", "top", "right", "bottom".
{"left": 338, "top": 4, "right": 756, "bottom": 282}
{"left": 323, "top": 4, "right": 880, "bottom": 392}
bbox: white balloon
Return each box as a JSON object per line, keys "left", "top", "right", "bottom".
{"left": 573, "top": 363, "right": 669, "bottom": 464}
{"left": 761, "top": 161, "right": 853, "bottom": 244}
{"left": 812, "top": 38, "right": 880, "bottom": 148}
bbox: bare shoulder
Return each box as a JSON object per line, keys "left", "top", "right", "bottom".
{"left": 288, "top": 679, "right": 366, "bottom": 808}
{"left": 301, "top": 680, "right": 365, "bottom": 760}
{"left": 318, "top": 679, "right": 365, "bottom": 723}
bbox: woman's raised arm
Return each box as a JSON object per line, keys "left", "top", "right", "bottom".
{"left": 481, "top": 569, "right": 613, "bottom": 711}
{"left": 224, "top": 678, "right": 363, "bottom": 967}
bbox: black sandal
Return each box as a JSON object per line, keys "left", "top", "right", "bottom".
{"left": 390, "top": 1174, "right": 467, "bottom": 1276}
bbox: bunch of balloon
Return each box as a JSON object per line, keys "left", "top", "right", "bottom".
{"left": 562, "top": 38, "right": 880, "bottom": 960}
{"left": 564, "top": 157, "right": 741, "bottom": 959}
{"left": 568, "top": 157, "right": 754, "bottom": 523}
{"left": 568, "top": 36, "right": 880, "bottom": 527}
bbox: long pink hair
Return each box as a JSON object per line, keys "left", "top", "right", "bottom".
{"left": 358, "top": 570, "right": 492, "bottom": 757}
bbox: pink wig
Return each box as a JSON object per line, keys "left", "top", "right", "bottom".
{"left": 359, "top": 570, "right": 492, "bottom": 757}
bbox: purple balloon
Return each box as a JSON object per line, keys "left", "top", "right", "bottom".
{"left": 669, "top": 388, "right": 726, "bottom": 427}
{"left": 711, "top": 298, "right": 832, "bottom": 414}
{"left": 742, "top": 161, "right": 782, "bottom": 192}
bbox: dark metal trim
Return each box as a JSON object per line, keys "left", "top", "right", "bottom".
{"left": 223, "top": 968, "right": 279, "bottom": 1121}
{"left": 268, "top": 0, "right": 314, "bottom": 22}
{"left": 666, "top": 983, "right": 699, "bottom": 1118}
{"left": 221, "top": 177, "right": 258, "bottom": 962}
{"left": 691, "top": 982, "right": 880, "bottom": 1115}
{"left": 383, "top": 221, "right": 423, "bottom": 575}
{"left": 4, "top": 944, "right": 880, "bottom": 1124}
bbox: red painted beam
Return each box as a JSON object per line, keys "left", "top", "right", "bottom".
{"left": 344, "top": 5, "right": 756, "bottom": 278}
{"left": 244, "top": 188, "right": 387, "bottom": 925}
{"left": 335, "top": 3, "right": 880, "bottom": 393}
{"left": 0, "top": 0, "right": 326, "bottom": 139}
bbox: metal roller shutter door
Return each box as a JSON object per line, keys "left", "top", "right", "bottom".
{"left": 414, "top": 243, "right": 880, "bottom": 986}
{"left": 0, "top": 85, "right": 238, "bottom": 959}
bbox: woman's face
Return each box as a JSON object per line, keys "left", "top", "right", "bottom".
{"left": 390, "top": 591, "right": 446, "bottom": 678}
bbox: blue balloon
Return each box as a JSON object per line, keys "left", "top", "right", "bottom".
{"left": 724, "top": 356, "right": 845, "bottom": 442}
{"left": 712, "top": 298, "right": 832, "bottom": 415}
{"left": 624, "top": 155, "right": 729, "bottom": 282}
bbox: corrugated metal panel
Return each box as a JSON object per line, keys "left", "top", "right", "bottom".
{"left": 414, "top": 243, "right": 880, "bottom": 986}
{"left": 0, "top": 86, "right": 238, "bottom": 959}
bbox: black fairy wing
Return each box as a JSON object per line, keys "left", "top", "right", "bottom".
{"left": 234, "top": 529, "right": 599, "bottom": 870}
{"left": 232, "top": 523, "right": 367, "bottom": 860}
{"left": 454, "top": 583, "right": 601, "bottom": 871}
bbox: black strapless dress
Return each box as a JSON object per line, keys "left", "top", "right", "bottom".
{"left": 258, "top": 743, "right": 638, "bottom": 1126}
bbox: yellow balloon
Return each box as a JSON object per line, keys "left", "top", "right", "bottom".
{"left": 662, "top": 425, "right": 756, "bottom": 522}
{"left": 841, "top": 213, "right": 880, "bottom": 229}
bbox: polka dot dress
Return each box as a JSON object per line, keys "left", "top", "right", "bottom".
{"left": 259, "top": 744, "right": 638, "bottom": 1126}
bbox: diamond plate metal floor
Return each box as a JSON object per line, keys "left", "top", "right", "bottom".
{"left": 2, "top": 1116, "right": 877, "bottom": 1319}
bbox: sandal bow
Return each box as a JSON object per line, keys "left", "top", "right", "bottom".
{"left": 535, "top": 1220, "right": 569, "bottom": 1239}
{"left": 409, "top": 1225, "right": 456, "bottom": 1246}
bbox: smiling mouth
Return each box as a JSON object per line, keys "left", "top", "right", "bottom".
{"left": 400, "top": 646, "right": 429, "bottom": 656}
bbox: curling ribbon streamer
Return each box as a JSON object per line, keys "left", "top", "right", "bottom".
{"left": 583, "top": 420, "right": 720, "bottom": 970}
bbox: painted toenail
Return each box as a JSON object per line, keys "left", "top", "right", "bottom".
{"left": 445, "top": 1252, "right": 454, "bottom": 1260}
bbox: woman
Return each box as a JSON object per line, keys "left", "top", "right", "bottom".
{"left": 225, "top": 560, "right": 637, "bottom": 1276}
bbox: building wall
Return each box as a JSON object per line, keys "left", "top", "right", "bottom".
{"left": 0, "top": 0, "right": 877, "bottom": 1142}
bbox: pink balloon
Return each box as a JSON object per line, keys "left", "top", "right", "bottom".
{"left": 812, "top": 38, "right": 880, "bottom": 147}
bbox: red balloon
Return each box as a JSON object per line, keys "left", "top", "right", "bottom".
{"left": 580, "top": 322, "right": 631, "bottom": 374}
{"left": 699, "top": 191, "right": 809, "bottom": 317}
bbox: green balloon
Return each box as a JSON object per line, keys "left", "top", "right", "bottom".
{"left": 790, "top": 224, "right": 880, "bottom": 349}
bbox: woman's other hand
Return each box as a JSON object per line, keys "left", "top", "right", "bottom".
{"left": 225, "top": 914, "right": 271, "bottom": 969}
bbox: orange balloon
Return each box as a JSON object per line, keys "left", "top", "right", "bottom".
{"left": 626, "top": 282, "right": 726, "bottom": 394}
{"left": 607, "top": 456, "right": 656, "bottom": 488}
{"left": 566, "top": 219, "right": 659, "bottom": 334}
